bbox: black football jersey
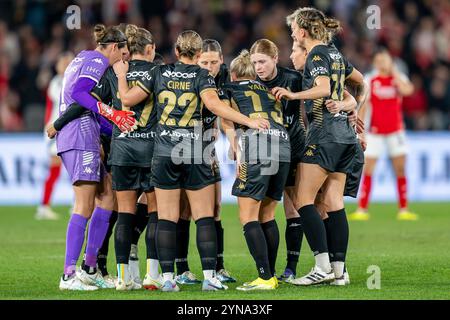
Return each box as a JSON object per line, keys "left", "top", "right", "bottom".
{"left": 302, "top": 44, "right": 356, "bottom": 145}
{"left": 223, "top": 80, "right": 291, "bottom": 163}
{"left": 259, "top": 66, "right": 306, "bottom": 161}
{"left": 92, "top": 61, "right": 157, "bottom": 167}
{"left": 137, "top": 61, "right": 217, "bottom": 160}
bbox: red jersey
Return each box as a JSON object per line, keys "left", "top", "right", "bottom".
{"left": 366, "top": 72, "right": 405, "bottom": 134}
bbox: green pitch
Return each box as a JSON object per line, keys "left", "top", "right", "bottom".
{"left": 0, "top": 202, "right": 449, "bottom": 300}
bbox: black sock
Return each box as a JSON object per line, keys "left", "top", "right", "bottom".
{"left": 97, "top": 210, "right": 118, "bottom": 276}
{"left": 156, "top": 219, "right": 177, "bottom": 274}
{"left": 326, "top": 209, "right": 349, "bottom": 262}
{"left": 298, "top": 205, "right": 328, "bottom": 255}
{"left": 285, "top": 217, "right": 303, "bottom": 274}
{"left": 114, "top": 213, "right": 135, "bottom": 265}
{"left": 261, "top": 220, "right": 279, "bottom": 277}
{"left": 323, "top": 218, "right": 333, "bottom": 261}
{"left": 215, "top": 220, "right": 224, "bottom": 271}
{"left": 175, "top": 218, "right": 190, "bottom": 275}
{"left": 132, "top": 203, "right": 149, "bottom": 247}
{"left": 196, "top": 217, "right": 217, "bottom": 271}
{"left": 145, "top": 212, "right": 158, "bottom": 260}
{"left": 243, "top": 221, "right": 272, "bottom": 280}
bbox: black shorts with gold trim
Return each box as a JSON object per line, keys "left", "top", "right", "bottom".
{"left": 301, "top": 142, "right": 357, "bottom": 173}
{"left": 232, "top": 160, "right": 290, "bottom": 201}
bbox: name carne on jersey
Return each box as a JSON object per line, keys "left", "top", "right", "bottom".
{"left": 137, "top": 61, "right": 217, "bottom": 160}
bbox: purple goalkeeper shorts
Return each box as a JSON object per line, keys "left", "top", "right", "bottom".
{"left": 60, "top": 149, "right": 105, "bottom": 184}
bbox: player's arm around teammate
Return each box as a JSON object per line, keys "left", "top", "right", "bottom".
{"left": 272, "top": 7, "right": 364, "bottom": 286}
{"left": 249, "top": 39, "right": 306, "bottom": 281}
{"left": 223, "top": 50, "right": 291, "bottom": 291}
{"left": 58, "top": 25, "right": 130, "bottom": 291}
{"left": 114, "top": 30, "right": 269, "bottom": 292}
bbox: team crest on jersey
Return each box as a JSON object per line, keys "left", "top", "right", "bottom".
{"left": 312, "top": 55, "right": 322, "bottom": 62}
{"left": 329, "top": 52, "right": 342, "bottom": 60}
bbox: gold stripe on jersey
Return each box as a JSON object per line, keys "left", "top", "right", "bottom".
{"left": 199, "top": 88, "right": 217, "bottom": 97}
{"left": 137, "top": 81, "right": 151, "bottom": 94}
{"left": 91, "top": 92, "right": 102, "bottom": 101}
{"left": 312, "top": 98, "right": 324, "bottom": 128}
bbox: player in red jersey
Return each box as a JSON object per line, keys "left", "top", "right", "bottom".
{"left": 36, "top": 52, "right": 74, "bottom": 220}
{"left": 349, "top": 48, "right": 417, "bottom": 221}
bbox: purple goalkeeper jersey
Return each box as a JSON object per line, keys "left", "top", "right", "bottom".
{"left": 56, "top": 50, "right": 109, "bottom": 153}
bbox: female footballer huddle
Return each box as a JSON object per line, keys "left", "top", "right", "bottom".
{"left": 49, "top": 6, "right": 368, "bottom": 292}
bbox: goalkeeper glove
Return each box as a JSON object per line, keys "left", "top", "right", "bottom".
{"left": 97, "top": 101, "right": 137, "bottom": 132}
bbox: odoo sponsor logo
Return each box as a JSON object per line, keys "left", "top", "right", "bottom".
{"left": 127, "top": 70, "right": 151, "bottom": 80}
{"left": 163, "top": 70, "right": 197, "bottom": 79}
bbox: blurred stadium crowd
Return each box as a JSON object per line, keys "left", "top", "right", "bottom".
{"left": 0, "top": 0, "right": 448, "bottom": 132}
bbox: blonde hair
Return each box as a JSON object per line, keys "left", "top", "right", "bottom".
{"left": 230, "top": 50, "right": 257, "bottom": 80}
{"left": 125, "top": 24, "right": 154, "bottom": 55}
{"left": 250, "top": 39, "right": 279, "bottom": 59}
{"left": 175, "top": 30, "right": 202, "bottom": 59}
{"left": 286, "top": 7, "right": 341, "bottom": 43}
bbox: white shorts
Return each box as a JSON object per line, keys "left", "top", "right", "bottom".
{"left": 365, "top": 131, "right": 408, "bottom": 158}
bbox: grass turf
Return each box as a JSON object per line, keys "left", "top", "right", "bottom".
{"left": 0, "top": 202, "right": 449, "bottom": 300}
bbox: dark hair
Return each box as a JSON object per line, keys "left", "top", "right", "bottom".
{"left": 125, "top": 24, "right": 154, "bottom": 55}
{"left": 94, "top": 24, "right": 127, "bottom": 48}
{"left": 373, "top": 46, "right": 390, "bottom": 57}
{"left": 153, "top": 52, "right": 165, "bottom": 65}
{"left": 202, "top": 39, "right": 222, "bottom": 56}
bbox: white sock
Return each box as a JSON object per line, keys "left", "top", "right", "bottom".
{"left": 315, "top": 253, "right": 331, "bottom": 273}
{"left": 163, "top": 272, "right": 174, "bottom": 282}
{"left": 203, "top": 269, "right": 215, "bottom": 281}
{"left": 331, "top": 261, "right": 345, "bottom": 278}
{"left": 147, "top": 259, "right": 159, "bottom": 279}
{"left": 117, "top": 263, "right": 130, "bottom": 282}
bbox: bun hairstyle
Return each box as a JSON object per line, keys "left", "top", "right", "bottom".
{"left": 202, "top": 39, "right": 223, "bottom": 56}
{"left": 286, "top": 7, "right": 341, "bottom": 43}
{"left": 125, "top": 24, "right": 154, "bottom": 55}
{"left": 175, "top": 30, "right": 203, "bottom": 59}
{"left": 230, "top": 49, "right": 257, "bottom": 80}
{"left": 94, "top": 24, "right": 127, "bottom": 48}
{"left": 250, "top": 39, "right": 279, "bottom": 59}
